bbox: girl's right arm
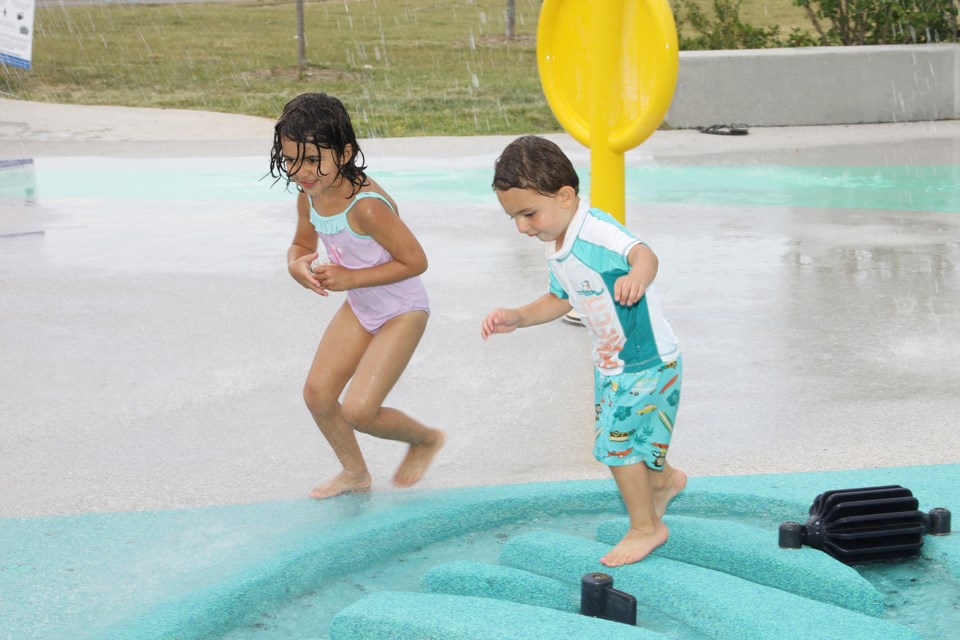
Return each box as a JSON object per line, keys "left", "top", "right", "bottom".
{"left": 287, "top": 193, "right": 328, "bottom": 296}
{"left": 481, "top": 293, "right": 572, "bottom": 340}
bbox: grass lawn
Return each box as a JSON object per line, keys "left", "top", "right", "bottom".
{"left": 2, "top": 0, "right": 813, "bottom": 137}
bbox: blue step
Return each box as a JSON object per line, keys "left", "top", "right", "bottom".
{"left": 329, "top": 590, "right": 671, "bottom": 640}
{"left": 419, "top": 560, "right": 579, "bottom": 612}
{"left": 499, "top": 531, "right": 921, "bottom": 640}
{"left": 596, "top": 515, "right": 884, "bottom": 615}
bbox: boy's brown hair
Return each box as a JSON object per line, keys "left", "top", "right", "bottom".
{"left": 492, "top": 135, "right": 580, "bottom": 196}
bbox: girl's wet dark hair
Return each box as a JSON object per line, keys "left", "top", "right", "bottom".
{"left": 492, "top": 135, "right": 579, "bottom": 196}
{"left": 269, "top": 93, "right": 368, "bottom": 196}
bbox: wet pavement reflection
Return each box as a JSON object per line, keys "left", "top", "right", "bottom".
{"left": 1, "top": 130, "right": 958, "bottom": 517}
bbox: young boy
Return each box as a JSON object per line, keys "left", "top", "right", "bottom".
{"left": 481, "top": 135, "right": 687, "bottom": 567}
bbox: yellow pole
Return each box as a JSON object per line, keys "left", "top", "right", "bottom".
{"left": 589, "top": 0, "right": 626, "bottom": 223}
{"left": 537, "top": 0, "right": 679, "bottom": 225}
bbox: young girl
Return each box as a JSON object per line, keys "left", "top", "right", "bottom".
{"left": 270, "top": 93, "right": 445, "bottom": 499}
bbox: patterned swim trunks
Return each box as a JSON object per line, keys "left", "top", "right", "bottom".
{"left": 593, "top": 355, "right": 682, "bottom": 469}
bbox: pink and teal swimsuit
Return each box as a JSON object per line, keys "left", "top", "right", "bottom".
{"left": 310, "top": 191, "right": 430, "bottom": 334}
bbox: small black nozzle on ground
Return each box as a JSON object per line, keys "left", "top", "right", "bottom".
{"left": 580, "top": 572, "right": 637, "bottom": 626}
{"left": 779, "top": 521, "right": 804, "bottom": 549}
{"left": 924, "top": 507, "right": 951, "bottom": 536}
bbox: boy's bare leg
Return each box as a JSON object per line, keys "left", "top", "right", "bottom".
{"left": 601, "top": 463, "right": 669, "bottom": 567}
{"left": 304, "top": 303, "right": 374, "bottom": 499}
{"left": 341, "top": 310, "right": 445, "bottom": 488}
{"left": 650, "top": 461, "right": 687, "bottom": 518}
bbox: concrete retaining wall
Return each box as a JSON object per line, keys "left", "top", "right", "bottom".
{"left": 666, "top": 43, "right": 959, "bottom": 128}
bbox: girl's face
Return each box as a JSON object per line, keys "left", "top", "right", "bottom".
{"left": 280, "top": 138, "right": 346, "bottom": 195}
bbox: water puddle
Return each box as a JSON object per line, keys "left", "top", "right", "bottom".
{"left": 222, "top": 510, "right": 956, "bottom": 640}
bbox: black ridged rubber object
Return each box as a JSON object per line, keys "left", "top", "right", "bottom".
{"left": 580, "top": 572, "right": 637, "bottom": 626}
{"left": 778, "top": 485, "right": 952, "bottom": 565}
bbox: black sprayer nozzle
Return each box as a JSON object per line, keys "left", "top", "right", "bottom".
{"left": 779, "top": 485, "right": 951, "bottom": 564}
{"left": 580, "top": 572, "right": 637, "bottom": 626}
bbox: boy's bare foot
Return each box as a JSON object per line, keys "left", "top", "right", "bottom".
{"left": 599, "top": 521, "right": 669, "bottom": 567}
{"left": 393, "top": 430, "right": 445, "bottom": 487}
{"left": 309, "top": 470, "right": 372, "bottom": 500}
{"left": 654, "top": 467, "right": 687, "bottom": 518}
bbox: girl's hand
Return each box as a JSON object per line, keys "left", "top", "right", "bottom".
{"left": 290, "top": 253, "right": 329, "bottom": 296}
{"left": 481, "top": 308, "right": 521, "bottom": 340}
{"left": 614, "top": 273, "right": 646, "bottom": 307}
{"left": 313, "top": 263, "right": 353, "bottom": 292}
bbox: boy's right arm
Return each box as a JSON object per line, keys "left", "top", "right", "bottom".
{"left": 287, "top": 193, "right": 328, "bottom": 296}
{"left": 481, "top": 293, "right": 572, "bottom": 340}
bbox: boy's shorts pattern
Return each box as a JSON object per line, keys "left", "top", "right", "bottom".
{"left": 593, "top": 355, "right": 682, "bottom": 469}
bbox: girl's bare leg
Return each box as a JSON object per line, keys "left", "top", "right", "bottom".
{"left": 303, "top": 302, "right": 374, "bottom": 499}
{"left": 341, "top": 310, "right": 445, "bottom": 488}
{"left": 601, "top": 463, "right": 669, "bottom": 567}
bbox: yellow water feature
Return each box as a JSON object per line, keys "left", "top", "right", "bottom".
{"left": 537, "top": 0, "right": 679, "bottom": 222}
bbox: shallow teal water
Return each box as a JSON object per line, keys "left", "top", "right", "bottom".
{"left": 219, "top": 511, "right": 960, "bottom": 640}
{"left": 6, "top": 158, "right": 959, "bottom": 212}
{"left": 383, "top": 164, "right": 960, "bottom": 212}
{"left": 221, "top": 512, "right": 715, "bottom": 640}
{"left": 859, "top": 555, "right": 960, "bottom": 637}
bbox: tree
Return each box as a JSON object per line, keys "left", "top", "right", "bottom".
{"left": 793, "top": 0, "right": 959, "bottom": 45}
{"left": 296, "top": 0, "right": 307, "bottom": 70}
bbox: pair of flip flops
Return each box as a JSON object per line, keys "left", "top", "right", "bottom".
{"left": 697, "top": 123, "right": 748, "bottom": 135}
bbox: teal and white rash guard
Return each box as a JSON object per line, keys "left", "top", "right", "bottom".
{"left": 547, "top": 200, "right": 680, "bottom": 376}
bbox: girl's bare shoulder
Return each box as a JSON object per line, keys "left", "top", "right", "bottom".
{"left": 357, "top": 178, "right": 399, "bottom": 215}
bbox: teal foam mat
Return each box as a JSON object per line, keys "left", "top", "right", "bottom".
{"left": 2, "top": 464, "right": 958, "bottom": 640}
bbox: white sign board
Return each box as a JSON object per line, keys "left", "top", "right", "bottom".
{"left": 0, "top": 0, "right": 35, "bottom": 69}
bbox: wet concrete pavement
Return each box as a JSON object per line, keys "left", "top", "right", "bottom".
{"left": 1, "top": 99, "right": 958, "bottom": 518}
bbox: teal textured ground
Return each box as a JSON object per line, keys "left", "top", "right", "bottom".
{"left": 11, "top": 157, "right": 959, "bottom": 212}
{"left": 2, "top": 464, "right": 957, "bottom": 639}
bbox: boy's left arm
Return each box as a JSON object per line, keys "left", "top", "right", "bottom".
{"left": 615, "top": 243, "right": 659, "bottom": 307}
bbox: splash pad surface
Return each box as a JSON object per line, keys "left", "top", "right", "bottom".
{"left": 3, "top": 465, "right": 958, "bottom": 639}
{"left": 2, "top": 103, "right": 959, "bottom": 638}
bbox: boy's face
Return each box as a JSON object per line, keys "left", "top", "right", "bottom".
{"left": 496, "top": 186, "right": 578, "bottom": 244}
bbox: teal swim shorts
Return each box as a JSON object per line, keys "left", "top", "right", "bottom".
{"left": 593, "top": 355, "right": 682, "bottom": 469}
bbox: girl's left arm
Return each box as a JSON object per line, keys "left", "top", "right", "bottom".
{"left": 614, "top": 243, "right": 659, "bottom": 307}
{"left": 313, "top": 197, "right": 427, "bottom": 291}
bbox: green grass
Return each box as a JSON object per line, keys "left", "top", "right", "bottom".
{"left": 728, "top": 0, "right": 810, "bottom": 32}
{"left": 2, "top": 0, "right": 812, "bottom": 137}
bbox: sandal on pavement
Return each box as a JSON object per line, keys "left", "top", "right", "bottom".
{"left": 696, "top": 123, "right": 749, "bottom": 135}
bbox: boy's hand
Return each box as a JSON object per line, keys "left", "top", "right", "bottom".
{"left": 481, "top": 308, "right": 521, "bottom": 340}
{"left": 290, "top": 253, "right": 329, "bottom": 296}
{"left": 614, "top": 273, "right": 646, "bottom": 307}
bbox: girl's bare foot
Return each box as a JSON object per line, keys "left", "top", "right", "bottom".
{"left": 600, "top": 521, "right": 669, "bottom": 567}
{"left": 654, "top": 467, "right": 687, "bottom": 518}
{"left": 393, "top": 430, "right": 445, "bottom": 487}
{"left": 309, "top": 470, "right": 372, "bottom": 500}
